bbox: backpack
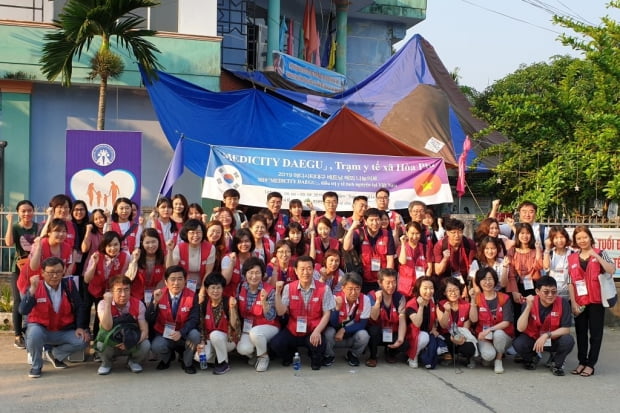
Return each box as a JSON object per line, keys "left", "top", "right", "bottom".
{"left": 95, "top": 313, "right": 141, "bottom": 351}
{"left": 341, "top": 230, "right": 365, "bottom": 276}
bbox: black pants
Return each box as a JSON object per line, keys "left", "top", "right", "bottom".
{"left": 269, "top": 328, "right": 326, "bottom": 368}
{"left": 513, "top": 333, "right": 574, "bottom": 368}
{"left": 11, "top": 272, "right": 23, "bottom": 337}
{"left": 574, "top": 303, "right": 605, "bottom": 367}
{"left": 367, "top": 325, "right": 408, "bottom": 359}
{"left": 441, "top": 333, "right": 476, "bottom": 359}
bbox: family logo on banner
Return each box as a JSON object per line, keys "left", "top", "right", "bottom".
{"left": 202, "top": 145, "right": 453, "bottom": 210}
{"left": 65, "top": 130, "right": 141, "bottom": 211}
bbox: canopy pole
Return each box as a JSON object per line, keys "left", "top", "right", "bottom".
{"left": 335, "top": 0, "right": 348, "bottom": 75}
{"left": 266, "top": 0, "right": 281, "bottom": 69}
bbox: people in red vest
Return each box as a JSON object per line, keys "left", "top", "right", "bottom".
{"left": 267, "top": 191, "right": 288, "bottom": 240}
{"left": 20, "top": 257, "right": 89, "bottom": 378}
{"left": 147, "top": 265, "right": 200, "bottom": 374}
{"left": 125, "top": 228, "right": 166, "bottom": 303}
{"left": 567, "top": 225, "right": 615, "bottom": 378}
{"left": 109, "top": 197, "right": 142, "bottom": 253}
{"left": 513, "top": 276, "right": 575, "bottom": 376}
{"left": 313, "top": 248, "right": 344, "bottom": 294}
{"left": 433, "top": 218, "right": 476, "bottom": 295}
{"left": 469, "top": 267, "right": 514, "bottom": 374}
{"left": 343, "top": 208, "right": 396, "bottom": 293}
{"left": 270, "top": 255, "right": 336, "bottom": 370}
{"left": 436, "top": 277, "right": 476, "bottom": 366}
{"left": 197, "top": 272, "right": 240, "bottom": 375}
{"left": 405, "top": 276, "right": 438, "bottom": 368}
{"left": 366, "top": 268, "right": 408, "bottom": 367}
{"left": 375, "top": 188, "right": 405, "bottom": 234}
{"left": 309, "top": 217, "right": 341, "bottom": 267}
{"left": 266, "top": 240, "right": 297, "bottom": 287}
{"left": 95, "top": 275, "right": 150, "bottom": 375}
{"left": 323, "top": 272, "right": 371, "bottom": 367}
{"left": 398, "top": 221, "right": 431, "bottom": 299}
{"left": 167, "top": 219, "right": 216, "bottom": 293}
{"left": 236, "top": 258, "right": 280, "bottom": 372}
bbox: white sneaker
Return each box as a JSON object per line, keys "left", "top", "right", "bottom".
{"left": 408, "top": 358, "right": 418, "bottom": 368}
{"left": 494, "top": 359, "right": 504, "bottom": 374}
{"left": 97, "top": 365, "right": 111, "bottom": 375}
{"left": 127, "top": 360, "right": 143, "bottom": 373}
{"left": 255, "top": 356, "right": 270, "bottom": 372}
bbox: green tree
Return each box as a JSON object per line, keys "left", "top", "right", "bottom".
{"left": 40, "top": 0, "right": 162, "bottom": 130}
{"left": 474, "top": 1, "right": 620, "bottom": 218}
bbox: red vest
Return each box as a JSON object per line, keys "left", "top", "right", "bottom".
{"left": 568, "top": 249, "right": 604, "bottom": 305}
{"left": 398, "top": 242, "right": 427, "bottom": 298}
{"left": 254, "top": 237, "right": 273, "bottom": 263}
{"left": 523, "top": 296, "right": 563, "bottom": 340}
{"left": 237, "top": 283, "right": 279, "bottom": 327}
{"left": 438, "top": 299, "right": 470, "bottom": 334}
{"left": 334, "top": 291, "right": 366, "bottom": 324}
{"left": 153, "top": 219, "right": 178, "bottom": 255}
{"left": 27, "top": 281, "right": 75, "bottom": 331}
{"left": 387, "top": 210, "right": 403, "bottom": 231}
{"left": 153, "top": 287, "right": 195, "bottom": 334}
{"left": 314, "top": 264, "right": 342, "bottom": 292}
{"left": 274, "top": 213, "right": 287, "bottom": 239}
{"left": 110, "top": 297, "right": 141, "bottom": 319}
{"left": 286, "top": 280, "right": 326, "bottom": 337}
{"left": 475, "top": 292, "right": 515, "bottom": 337}
{"left": 405, "top": 297, "right": 436, "bottom": 360}
{"left": 313, "top": 236, "right": 340, "bottom": 266}
{"left": 110, "top": 221, "right": 138, "bottom": 252}
{"left": 87, "top": 252, "right": 129, "bottom": 298}
{"left": 223, "top": 256, "right": 242, "bottom": 298}
{"left": 203, "top": 298, "right": 230, "bottom": 334}
{"left": 360, "top": 229, "right": 390, "bottom": 283}
{"left": 267, "top": 262, "right": 297, "bottom": 284}
{"left": 178, "top": 241, "right": 213, "bottom": 277}
{"left": 368, "top": 290, "right": 402, "bottom": 333}
{"left": 131, "top": 264, "right": 165, "bottom": 301}
{"left": 17, "top": 238, "right": 73, "bottom": 293}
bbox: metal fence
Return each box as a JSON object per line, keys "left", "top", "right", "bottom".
{"left": 0, "top": 209, "right": 48, "bottom": 274}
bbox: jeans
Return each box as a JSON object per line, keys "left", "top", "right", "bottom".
{"left": 26, "top": 323, "right": 88, "bottom": 370}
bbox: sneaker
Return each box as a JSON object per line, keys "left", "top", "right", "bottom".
{"left": 552, "top": 366, "right": 565, "bottom": 376}
{"left": 408, "top": 358, "right": 418, "bottom": 368}
{"left": 127, "top": 360, "right": 143, "bottom": 373}
{"left": 255, "top": 356, "right": 270, "bottom": 372}
{"left": 213, "top": 361, "right": 230, "bottom": 375}
{"left": 322, "top": 355, "right": 335, "bottom": 367}
{"left": 14, "top": 336, "right": 26, "bottom": 349}
{"left": 494, "top": 359, "right": 504, "bottom": 374}
{"left": 437, "top": 345, "right": 448, "bottom": 356}
{"left": 45, "top": 350, "right": 68, "bottom": 369}
{"left": 345, "top": 351, "right": 360, "bottom": 367}
{"left": 28, "top": 367, "right": 41, "bottom": 378}
{"left": 97, "top": 365, "right": 111, "bottom": 375}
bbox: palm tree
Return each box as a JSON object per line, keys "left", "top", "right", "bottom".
{"left": 40, "top": 0, "right": 162, "bottom": 130}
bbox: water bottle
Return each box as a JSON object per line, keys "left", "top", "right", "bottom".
{"left": 199, "top": 349, "right": 208, "bottom": 370}
{"left": 293, "top": 352, "right": 301, "bottom": 376}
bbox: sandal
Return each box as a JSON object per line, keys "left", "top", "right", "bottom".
{"left": 580, "top": 366, "right": 595, "bottom": 377}
{"left": 571, "top": 365, "right": 585, "bottom": 375}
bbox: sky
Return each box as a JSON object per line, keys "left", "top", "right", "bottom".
{"left": 395, "top": 0, "right": 620, "bottom": 92}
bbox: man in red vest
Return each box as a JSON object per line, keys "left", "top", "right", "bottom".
{"left": 20, "top": 257, "right": 89, "bottom": 378}
{"left": 271, "top": 255, "right": 335, "bottom": 370}
{"left": 147, "top": 265, "right": 200, "bottom": 374}
{"left": 514, "top": 276, "right": 574, "bottom": 376}
{"left": 95, "top": 275, "right": 150, "bottom": 375}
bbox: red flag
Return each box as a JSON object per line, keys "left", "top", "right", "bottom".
{"left": 303, "top": 0, "right": 320, "bottom": 65}
{"left": 456, "top": 136, "right": 471, "bottom": 198}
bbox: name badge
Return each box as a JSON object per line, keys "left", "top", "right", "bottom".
{"left": 371, "top": 258, "right": 381, "bottom": 272}
{"left": 187, "top": 279, "right": 198, "bottom": 292}
{"left": 415, "top": 266, "right": 425, "bottom": 277}
{"left": 144, "top": 289, "right": 153, "bottom": 304}
{"left": 163, "top": 323, "right": 176, "bottom": 339}
{"left": 243, "top": 318, "right": 254, "bottom": 333}
{"left": 382, "top": 327, "right": 393, "bottom": 343}
{"left": 545, "top": 337, "right": 552, "bottom": 347}
{"left": 296, "top": 316, "right": 308, "bottom": 333}
{"left": 523, "top": 277, "right": 534, "bottom": 290}
{"left": 575, "top": 280, "right": 588, "bottom": 296}
{"left": 549, "top": 270, "right": 565, "bottom": 283}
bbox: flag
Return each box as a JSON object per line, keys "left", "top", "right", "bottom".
{"left": 456, "top": 136, "right": 471, "bottom": 198}
{"left": 287, "top": 18, "right": 294, "bottom": 55}
{"left": 303, "top": 0, "right": 320, "bottom": 65}
{"left": 158, "top": 137, "right": 184, "bottom": 197}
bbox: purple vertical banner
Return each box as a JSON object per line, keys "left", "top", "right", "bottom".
{"left": 65, "top": 130, "right": 141, "bottom": 211}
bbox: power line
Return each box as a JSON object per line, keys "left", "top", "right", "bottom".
{"left": 459, "top": 0, "right": 563, "bottom": 34}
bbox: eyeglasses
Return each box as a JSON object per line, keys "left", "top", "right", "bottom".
{"left": 540, "top": 289, "right": 558, "bottom": 296}
{"left": 445, "top": 288, "right": 460, "bottom": 294}
{"left": 207, "top": 285, "right": 223, "bottom": 291}
{"left": 44, "top": 270, "right": 64, "bottom": 277}
{"left": 112, "top": 287, "right": 131, "bottom": 294}
{"left": 187, "top": 230, "right": 203, "bottom": 236}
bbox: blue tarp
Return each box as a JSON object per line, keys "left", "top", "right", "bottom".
{"left": 141, "top": 68, "right": 326, "bottom": 176}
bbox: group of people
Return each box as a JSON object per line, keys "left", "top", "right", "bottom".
{"left": 5, "top": 190, "right": 615, "bottom": 379}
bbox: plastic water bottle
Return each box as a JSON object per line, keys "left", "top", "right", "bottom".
{"left": 293, "top": 352, "right": 301, "bottom": 376}
{"left": 199, "top": 349, "right": 208, "bottom": 370}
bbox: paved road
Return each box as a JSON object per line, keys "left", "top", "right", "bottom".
{"left": 0, "top": 329, "right": 618, "bottom": 412}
